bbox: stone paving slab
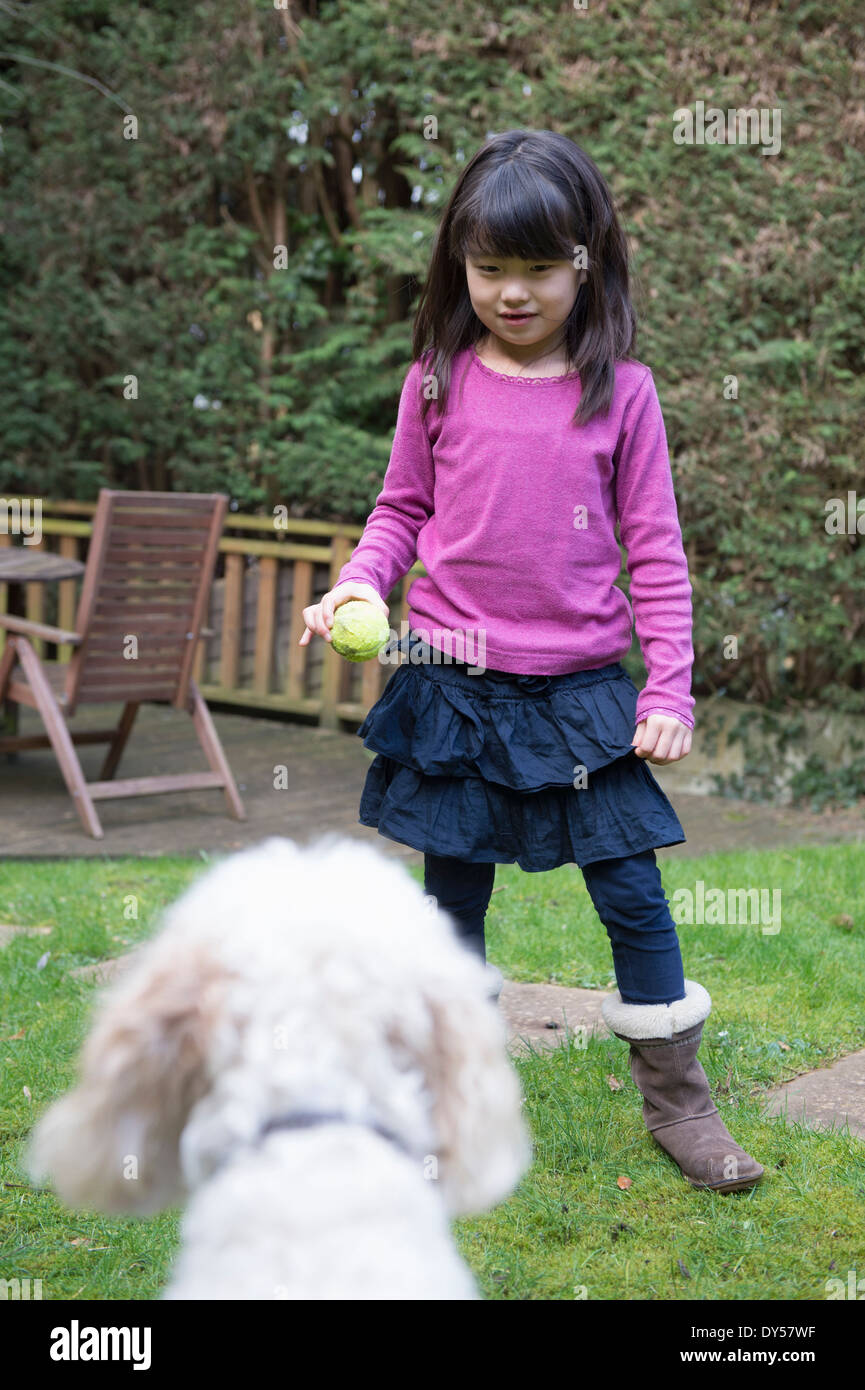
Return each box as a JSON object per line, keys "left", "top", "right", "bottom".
{"left": 761, "top": 1051, "right": 865, "bottom": 1140}
{"left": 0, "top": 923, "right": 52, "bottom": 947}
{"left": 499, "top": 981, "right": 610, "bottom": 1053}
{"left": 68, "top": 950, "right": 143, "bottom": 985}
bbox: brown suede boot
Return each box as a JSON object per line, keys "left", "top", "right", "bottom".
{"left": 601, "top": 979, "right": 764, "bottom": 1193}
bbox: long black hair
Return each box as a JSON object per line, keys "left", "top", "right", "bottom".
{"left": 411, "top": 129, "right": 637, "bottom": 427}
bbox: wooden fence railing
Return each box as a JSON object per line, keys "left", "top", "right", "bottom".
{"left": 0, "top": 499, "right": 424, "bottom": 729}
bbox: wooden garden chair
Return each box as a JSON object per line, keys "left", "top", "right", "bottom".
{"left": 0, "top": 489, "right": 246, "bottom": 839}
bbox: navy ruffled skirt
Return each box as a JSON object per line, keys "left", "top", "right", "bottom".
{"left": 354, "top": 630, "right": 686, "bottom": 873}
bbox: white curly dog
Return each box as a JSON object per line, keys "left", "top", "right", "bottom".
{"left": 28, "top": 834, "right": 531, "bottom": 1299}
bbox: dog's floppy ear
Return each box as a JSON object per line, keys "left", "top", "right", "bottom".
{"left": 412, "top": 971, "right": 533, "bottom": 1217}
{"left": 27, "top": 938, "right": 229, "bottom": 1214}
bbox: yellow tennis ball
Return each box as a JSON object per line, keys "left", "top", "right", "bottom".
{"left": 330, "top": 600, "right": 390, "bottom": 662}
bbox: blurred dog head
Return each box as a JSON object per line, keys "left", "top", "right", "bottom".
{"left": 28, "top": 834, "right": 531, "bottom": 1218}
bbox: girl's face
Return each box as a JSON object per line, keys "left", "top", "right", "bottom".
{"left": 464, "top": 253, "right": 586, "bottom": 361}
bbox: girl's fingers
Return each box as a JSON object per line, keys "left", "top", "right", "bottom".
{"left": 656, "top": 733, "right": 677, "bottom": 763}
{"left": 652, "top": 731, "right": 689, "bottom": 764}
{"left": 644, "top": 734, "right": 670, "bottom": 763}
{"left": 650, "top": 728, "right": 670, "bottom": 761}
{"left": 298, "top": 588, "right": 390, "bottom": 647}
{"left": 299, "top": 605, "right": 323, "bottom": 644}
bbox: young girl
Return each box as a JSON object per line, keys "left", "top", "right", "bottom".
{"left": 299, "top": 129, "right": 762, "bottom": 1194}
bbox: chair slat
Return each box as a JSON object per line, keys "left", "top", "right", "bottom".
{"left": 94, "top": 588, "right": 194, "bottom": 600}
{"left": 107, "top": 516, "right": 213, "bottom": 526}
{"left": 111, "top": 496, "right": 215, "bottom": 509}
{"left": 82, "top": 645, "right": 189, "bottom": 661}
{"left": 85, "top": 621, "right": 194, "bottom": 639}
{"left": 92, "top": 600, "right": 198, "bottom": 617}
{"left": 79, "top": 663, "right": 181, "bottom": 680}
{"left": 100, "top": 564, "right": 203, "bottom": 582}
{"left": 77, "top": 676, "right": 179, "bottom": 696}
{"left": 107, "top": 528, "right": 211, "bottom": 544}
{"left": 104, "top": 547, "right": 204, "bottom": 565}
{"left": 109, "top": 505, "right": 215, "bottom": 523}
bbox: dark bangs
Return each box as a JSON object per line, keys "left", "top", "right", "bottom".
{"left": 452, "top": 162, "right": 583, "bottom": 267}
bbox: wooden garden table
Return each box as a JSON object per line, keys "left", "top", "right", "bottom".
{"left": 0, "top": 548, "right": 86, "bottom": 753}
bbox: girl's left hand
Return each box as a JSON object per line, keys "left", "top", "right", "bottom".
{"left": 632, "top": 714, "right": 692, "bottom": 765}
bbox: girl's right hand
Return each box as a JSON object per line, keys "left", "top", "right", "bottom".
{"left": 298, "top": 581, "right": 390, "bottom": 646}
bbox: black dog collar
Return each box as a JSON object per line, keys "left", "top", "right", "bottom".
{"left": 259, "top": 1110, "right": 414, "bottom": 1157}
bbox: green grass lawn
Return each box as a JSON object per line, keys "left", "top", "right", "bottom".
{"left": 1, "top": 843, "right": 863, "bottom": 1300}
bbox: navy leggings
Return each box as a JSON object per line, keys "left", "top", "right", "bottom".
{"left": 423, "top": 849, "right": 686, "bottom": 1005}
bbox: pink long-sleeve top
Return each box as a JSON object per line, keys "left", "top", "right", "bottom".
{"left": 336, "top": 345, "right": 695, "bottom": 731}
